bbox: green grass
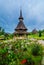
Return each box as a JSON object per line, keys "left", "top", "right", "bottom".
{"left": 28, "top": 33, "right": 44, "bottom": 40}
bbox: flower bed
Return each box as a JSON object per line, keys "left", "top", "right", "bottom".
{"left": 0, "top": 39, "right": 44, "bottom": 65}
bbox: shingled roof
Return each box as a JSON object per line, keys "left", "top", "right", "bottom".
{"left": 15, "top": 21, "right": 27, "bottom": 30}
{"left": 15, "top": 9, "right": 27, "bottom": 31}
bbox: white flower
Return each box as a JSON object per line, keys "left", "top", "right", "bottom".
{"left": 8, "top": 45, "right": 12, "bottom": 50}
{"left": 8, "top": 50, "right": 11, "bottom": 53}
{"left": 26, "top": 42, "right": 29, "bottom": 44}
{"left": 21, "top": 45, "right": 24, "bottom": 48}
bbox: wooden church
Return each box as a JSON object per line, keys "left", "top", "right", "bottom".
{"left": 14, "top": 9, "right": 28, "bottom": 39}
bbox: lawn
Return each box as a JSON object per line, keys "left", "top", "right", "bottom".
{"left": 28, "top": 33, "right": 44, "bottom": 40}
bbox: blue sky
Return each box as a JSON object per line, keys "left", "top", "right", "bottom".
{"left": 0, "top": 0, "right": 44, "bottom": 33}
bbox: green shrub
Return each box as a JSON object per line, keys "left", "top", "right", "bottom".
{"left": 31, "top": 43, "right": 43, "bottom": 56}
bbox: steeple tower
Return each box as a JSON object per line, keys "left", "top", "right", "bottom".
{"left": 15, "top": 9, "right": 28, "bottom": 35}
{"left": 19, "top": 9, "right": 23, "bottom": 21}
{"left": 19, "top": 9, "right": 23, "bottom": 20}
{"left": 20, "top": 9, "right": 22, "bottom": 17}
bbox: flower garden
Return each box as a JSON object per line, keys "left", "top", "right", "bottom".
{"left": 0, "top": 39, "right": 44, "bottom": 65}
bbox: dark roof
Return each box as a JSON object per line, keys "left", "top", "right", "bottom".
{"left": 15, "top": 21, "right": 27, "bottom": 30}
{"left": 32, "top": 29, "right": 37, "bottom": 33}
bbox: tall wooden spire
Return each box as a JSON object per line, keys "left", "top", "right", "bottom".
{"left": 15, "top": 9, "right": 28, "bottom": 35}
{"left": 19, "top": 9, "right": 23, "bottom": 20}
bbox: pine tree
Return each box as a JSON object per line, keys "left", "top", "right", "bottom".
{"left": 39, "top": 30, "right": 42, "bottom": 37}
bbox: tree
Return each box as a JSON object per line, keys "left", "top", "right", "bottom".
{"left": 4, "top": 33, "right": 9, "bottom": 39}
{"left": 0, "top": 27, "right": 2, "bottom": 31}
{"left": 39, "top": 30, "right": 42, "bottom": 37}
{"left": 0, "top": 27, "right": 5, "bottom": 35}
